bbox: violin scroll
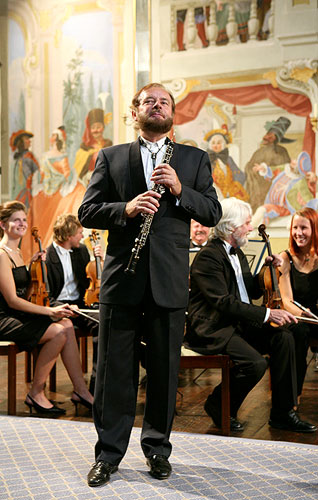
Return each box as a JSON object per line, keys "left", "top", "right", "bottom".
{"left": 258, "top": 224, "right": 267, "bottom": 241}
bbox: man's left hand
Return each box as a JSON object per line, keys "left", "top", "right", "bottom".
{"left": 265, "top": 253, "right": 283, "bottom": 268}
{"left": 93, "top": 243, "right": 103, "bottom": 258}
{"left": 151, "top": 164, "right": 182, "bottom": 198}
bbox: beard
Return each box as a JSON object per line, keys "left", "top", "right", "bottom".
{"left": 136, "top": 111, "right": 173, "bottom": 134}
{"left": 232, "top": 229, "right": 249, "bottom": 248}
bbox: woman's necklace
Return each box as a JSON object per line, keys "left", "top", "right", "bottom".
{"left": 302, "top": 252, "right": 311, "bottom": 263}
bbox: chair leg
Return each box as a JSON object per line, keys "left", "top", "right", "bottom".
{"left": 25, "top": 351, "right": 32, "bottom": 382}
{"left": 220, "top": 358, "right": 231, "bottom": 436}
{"left": 8, "top": 346, "right": 17, "bottom": 415}
{"left": 80, "top": 337, "right": 88, "bottom": 373}
{"left": 30, "top": 346, "right": 57, "bottom": 393}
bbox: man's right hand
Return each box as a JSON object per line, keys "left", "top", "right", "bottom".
{"left": 268, "top": 308, "right": 297, "bottom": 326}
{"left": 125, "top": 190, "right": 161, "bottom": 218}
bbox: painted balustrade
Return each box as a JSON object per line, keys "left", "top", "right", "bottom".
{"left": 171, "top": 0, "right": 273, "bottom": 51}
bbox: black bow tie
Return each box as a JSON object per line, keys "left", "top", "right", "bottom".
{"left": 229, "top": 246, "right": 237, "bottom": 255}
{"left": 192, "top": 242, "right": 203, "bottom": 248}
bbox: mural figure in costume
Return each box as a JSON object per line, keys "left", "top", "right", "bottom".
{"left": 73, "top": 108, "right": 112, "bottom": 186}
{"left": 20, "top": 127, "right": 86, "bottom": 261}
{"left": 245, "top": 116, "right": 294, "bottom": 213}
{"left": 10, "top": 130, "right": 41, "bottom": 207}
{"left": 252, "top": 152, "right": 317, "bottom": 226}
{"left": 40, "top": 126, "right": 74, "bottom": 196}
{"left": 206, "top": 125, "right": 249, "bottom": 201}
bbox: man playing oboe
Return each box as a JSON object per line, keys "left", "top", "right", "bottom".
{"left": 78, "top": 82, "right": 222, "bottom": 487}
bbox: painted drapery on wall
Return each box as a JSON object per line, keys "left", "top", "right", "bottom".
{"left": 8, "top": 5, "right": 114, "bottom": 261}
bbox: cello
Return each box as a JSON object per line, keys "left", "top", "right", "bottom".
{"left": 257, "top": 224, "right": 282, "bottom": 312}
{"left": 29, "top": 227, "right": 50, "bottom": 306}
{"left": 84, "top": 230, "right": 103, "bottom": 308}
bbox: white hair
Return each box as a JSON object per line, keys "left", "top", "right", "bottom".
{"left": 213, "top": 197, "right": 252, "bottom": 240}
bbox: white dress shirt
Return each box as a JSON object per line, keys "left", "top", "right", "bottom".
{"left": 139, "top": 137, "right": 167, "bottom": 190}
{"left": 223, "top": 241, "right": 270, "bottom": 322}
{"left": 53, "top": 241, "right": 80, "bottom": 301}
{"left": 223, "top": 241, "right": 250, "bottom": 304}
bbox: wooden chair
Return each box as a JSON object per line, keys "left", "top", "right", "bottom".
{"left": 0, "top": 341, "right": 20, "bottom": 415}
{"left": 75, "top": 327, "right": 93, "bottom": 374}
{"left": 179, "top": 345, "right": 232, "bottom": 436}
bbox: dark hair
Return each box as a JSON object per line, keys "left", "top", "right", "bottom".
{"left": 131, "top": 83, "right": 175, "bottom": 114}
{"left": 53, "top": 214, "right": 82, "bottom": 244}
{"left": 0, "top": 201, "right": 27, "bottom": 238}
{"left": 289, "top": 207, "right": 318, "bottom": 256}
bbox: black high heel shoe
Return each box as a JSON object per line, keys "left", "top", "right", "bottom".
{"left": 71, "top": 391, "right": 93, "bottom": 415}
{"left": 24, "top": 394, "right": 66, "bottom": 416}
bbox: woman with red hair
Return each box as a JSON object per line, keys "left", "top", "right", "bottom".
{"left": 279, "top": 207, "right": 318, "bottom": 392}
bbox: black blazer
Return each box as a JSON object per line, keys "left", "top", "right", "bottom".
{"left": 186, "top": 238, "right": 266, "bottom": 352}
{"left": 78, "top": 140, "right": 222, "bottom": 308}
{"left": 45, "top": 243, "right": 90, "bottom": 302}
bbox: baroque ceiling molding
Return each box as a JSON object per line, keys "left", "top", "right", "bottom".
{"left": 276, "top": 59, "right": 318, "bottom": 116}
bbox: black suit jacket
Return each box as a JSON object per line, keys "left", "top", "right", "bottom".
{"left": 45, "top": 243, "right": 90, "bottom": 302}
{"left": 78, "top": 140, "right": 222, "bottom": 308}
{"left": 186, "top": 238, "right": 266, "bottom": 352}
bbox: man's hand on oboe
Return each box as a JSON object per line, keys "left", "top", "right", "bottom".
{"left": 125, "top": 190, "right": 161, "bottom": 218}
{"left": 151, "top": 164, "right": 182, "bottom": 197}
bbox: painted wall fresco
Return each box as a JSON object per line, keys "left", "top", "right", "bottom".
{"left": 173, "top": 84, "right": 316, "bottom": 232}
{"left": 8, "top": 7, "right": 114, "bottom": 261}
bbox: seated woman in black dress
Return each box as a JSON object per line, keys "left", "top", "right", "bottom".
{"left": 0, "top": 200, "right": 94, "bottom": 415}
{"left": 279, "top": 207, "right": 318, "bottom": 396}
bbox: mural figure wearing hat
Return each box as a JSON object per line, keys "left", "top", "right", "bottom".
{"left": 10, "top": 130, "right": 40, "bottom": 207}
{"left": 251, "top": 151, "right": 317, "bottom": 227}
{"left": 245, "top": 116, "right": 293, "bottom": 213}
{"left": 205, "top": 124, "right": 249, "bottom": 201}
{"left": 73, "top": 108, "right": 112, "bottom": 186}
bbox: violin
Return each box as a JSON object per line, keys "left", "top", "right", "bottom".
{"left": 84, "top": 230, "right": 103, "bottom": 308}
{"left": 29, "top": 227, "right": 50, "bottom": 306}
{"left": 257, "top": 224, "right": 282, "bottom": 315}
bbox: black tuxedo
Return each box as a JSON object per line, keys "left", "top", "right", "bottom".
{"left": 45, "top": 243, "right": 90, "bottom": 305}
{"left": 187, "top": 238, "right": 308, "bottom": 418}
{"left": 79, "top": 140, "right": 221, "bottom": 308}
{"left": 78, "top": 139, "right": 221, "bottom": 465}
{"left": 45, "top": 242, "right": 98, "bottom": 393}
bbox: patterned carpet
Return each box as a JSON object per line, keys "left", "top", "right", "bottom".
{"left": 1, "top": 416, "right": 318, "bottom": 500}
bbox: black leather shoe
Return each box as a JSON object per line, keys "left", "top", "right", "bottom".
{"left": 229, "top": 417, "right": 244, "bottom": 432}
{"left": 204, "top": 398, "right": 244, "bottom": 431}
{"left": 87, "top": 461, "right": 118, "bottom": 487}
{"left": 146, "top": 455, "right": 172, "bottom": 480}
{"left": 269, "top": 409, "right": 317, "bottom": 433}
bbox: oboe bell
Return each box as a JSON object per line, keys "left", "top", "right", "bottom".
{"left": 124, "top": 252, "right": 139, "bottom": 275}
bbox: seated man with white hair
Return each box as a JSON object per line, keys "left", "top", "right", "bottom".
{"left": 186, "top": 197, "right": 316, "bottom": 433}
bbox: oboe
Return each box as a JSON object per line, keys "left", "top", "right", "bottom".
{"left": 125, "top": 139, "right": 174, "bottom": 275}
